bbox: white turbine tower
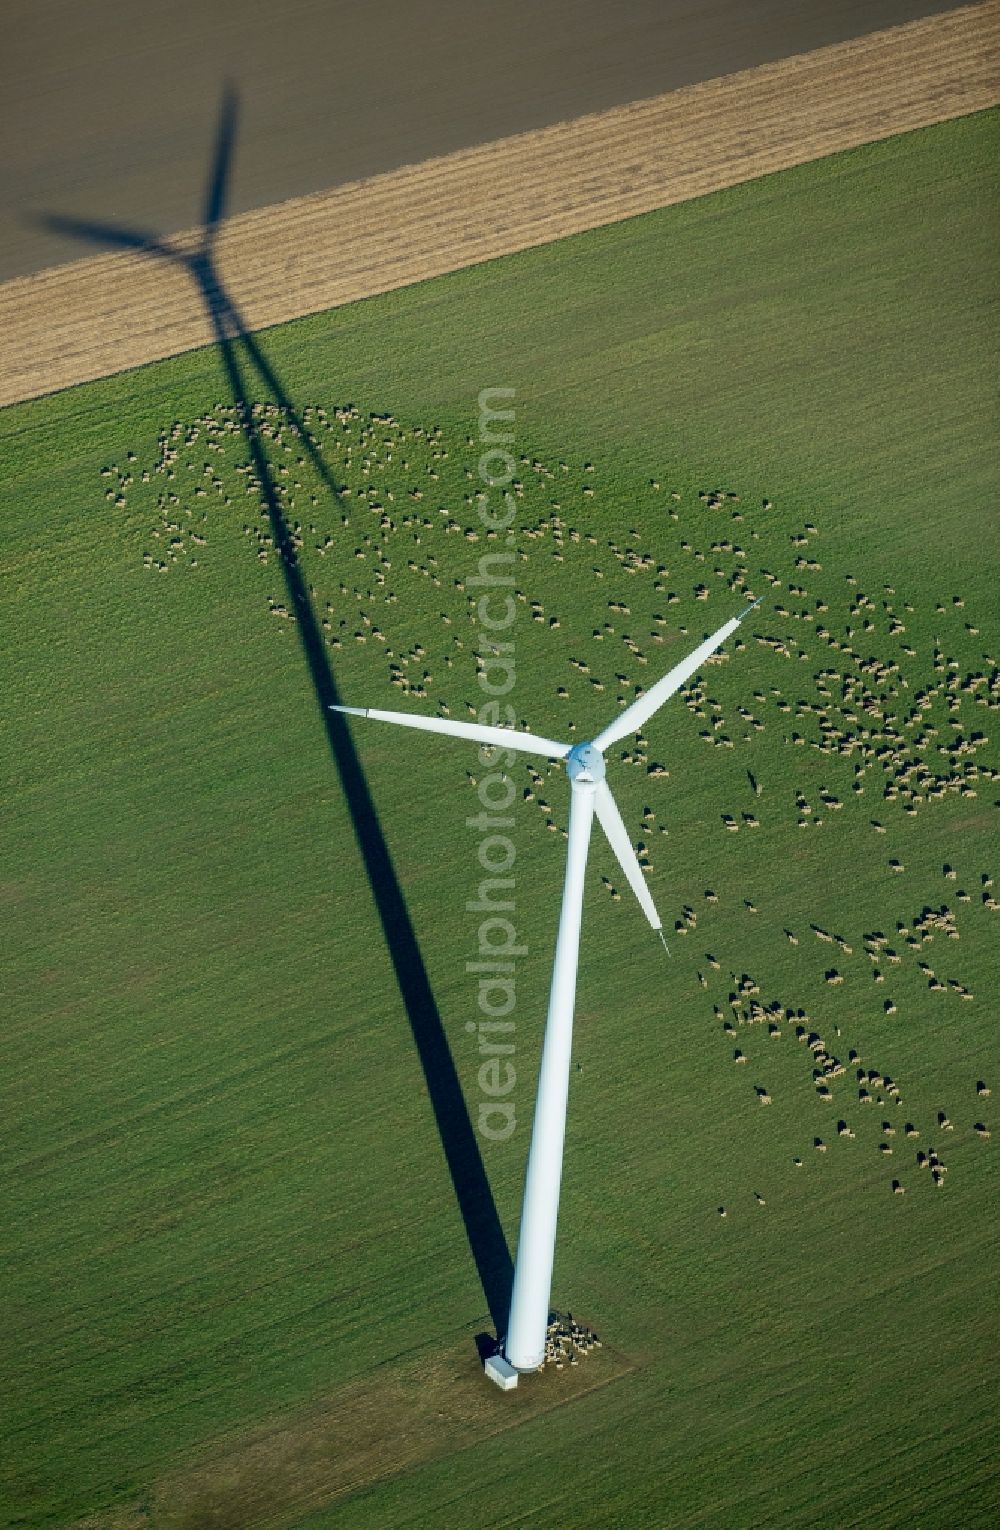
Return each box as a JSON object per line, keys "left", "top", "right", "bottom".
{"left": 332, "top": 600, "right": 759, "bottom": 1376}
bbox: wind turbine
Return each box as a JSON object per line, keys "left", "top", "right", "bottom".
{"left": 334, "top": 598, "right": 761, "bottom": 1373}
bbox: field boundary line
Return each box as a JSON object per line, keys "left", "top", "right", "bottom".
{"left": 1, "top": 0, "right": 997, "bottom": 408}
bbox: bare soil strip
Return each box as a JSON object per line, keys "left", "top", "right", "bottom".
{"left": 2, "top": 2, "right": 997, "bottom": 409}
{"left": 73, "top": 1335, "right": 635, "bottom": 1530}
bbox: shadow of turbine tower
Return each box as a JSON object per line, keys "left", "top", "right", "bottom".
{"left": 42, "top": 85, "right": 514, "bottom": 1337}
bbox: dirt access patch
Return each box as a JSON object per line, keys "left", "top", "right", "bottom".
{"left": 73, "top": 1333, "right": 635, "bottom": 1529}
{"left": 1, "top": 1, "right": 997, "bottom": 409}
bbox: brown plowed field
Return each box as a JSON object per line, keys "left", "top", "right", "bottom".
{"left": 1, "top": 0, "right": 971, "bottom": 282}
{"left": 1, "top": 1, "right": 996, "bottom": 409}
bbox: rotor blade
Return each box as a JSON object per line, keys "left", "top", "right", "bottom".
{"left": 39, "top": 213, "right": 173, "bottom": 260}
{"left": 330, "top": 705, "right": 569, "bottom": 760}
{"left": 592, "top": 600, "right": 760, "bottom": 752}
{"left": 203, "top": 83, "right": 239, "bottom": 231}
{"left": 593, "top": 780, "right": 662, "bottom": 931}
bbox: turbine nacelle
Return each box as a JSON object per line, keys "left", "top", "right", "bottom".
{"left": 565, "top": 741, "right": 605, "bottom": 787}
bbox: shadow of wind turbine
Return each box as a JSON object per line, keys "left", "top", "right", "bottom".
{"left": 40, "top": 85, "right": 514, "bottom": 1336}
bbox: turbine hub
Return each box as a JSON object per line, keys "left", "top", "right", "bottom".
{"left": 566, "top": 741, "right": 606, "bottom": 785}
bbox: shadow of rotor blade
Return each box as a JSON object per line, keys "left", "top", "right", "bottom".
{"left": 237, "top": 323, "right": 347, "bottom": 499}
{"left": 203, "top": 82, "right": 239, "bottom": 233}
{"left": 38, "top": 213, "right": 174, "bottom": 261}
{"left": 198, "top": 276, "right": 345, "bottom": 503}
{"left": 208, "top": 303, "right": 513, "bottom": 1335}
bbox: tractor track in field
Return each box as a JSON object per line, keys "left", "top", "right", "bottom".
{"left": 1, "top": 0, "right": 997, "bottom": 409}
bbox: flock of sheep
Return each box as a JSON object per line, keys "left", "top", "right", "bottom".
{"left": 542, "top": 1312, "right": 602, "bottom": 1371}
{"left": 106, "top": 398, "right": 994, "bottom": 1214}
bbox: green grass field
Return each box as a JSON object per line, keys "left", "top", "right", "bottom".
{"left": 2, "top": 109, "right": 998, "bottom": 1528}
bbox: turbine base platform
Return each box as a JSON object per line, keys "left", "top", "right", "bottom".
{"left": 484, "top": 1354, "right": 519, "bottom": 1390}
